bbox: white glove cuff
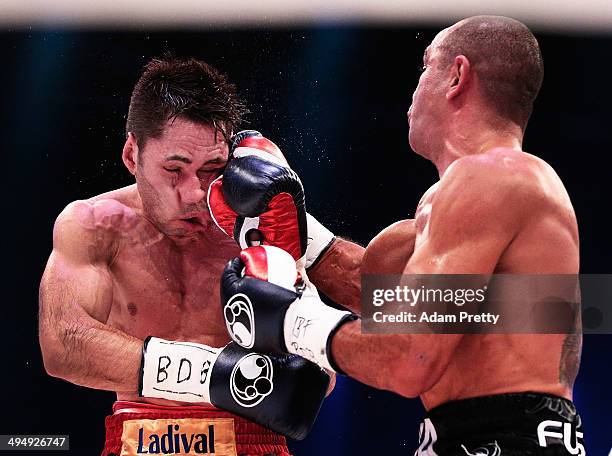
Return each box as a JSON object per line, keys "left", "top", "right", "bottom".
{"left": 283, "top": 291, "right": 354, "bottom": 372}
{"left": 140, "top": 337, "right": 221, "bottom": 403}
{"left": 304, "top": 213, "right": 335, "bottom": 269}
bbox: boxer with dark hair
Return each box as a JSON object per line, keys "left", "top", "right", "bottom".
{"left": 218, "top": 16, "right": 584, "bottom": 455}
{"left": 126, "top": 56, "right": 246, "bottom": 148}
{"left": 39, "top": 56, "right": 342, "bottom": 456}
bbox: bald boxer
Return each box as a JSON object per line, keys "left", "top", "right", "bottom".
{"left": 220, "top": 16, "right": 585, "bottom": 455}
{"left": 38, "top": 57, "right": 345, "bottom": 456}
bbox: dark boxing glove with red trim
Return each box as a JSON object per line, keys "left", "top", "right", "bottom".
{"left": 221, "top": 245, "right": 357, "bottom": 372}
{"left": 208, "top": 130, "right": 335, "bottom": 268}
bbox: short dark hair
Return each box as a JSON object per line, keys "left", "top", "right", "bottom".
{"left": 439, "top": 16, "right": 544, "bottom": 126}
{"left": 126, "top": 55, "right": 248, "bottom": 148}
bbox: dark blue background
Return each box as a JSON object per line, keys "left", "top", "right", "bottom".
{"left": 2, "top": 26, "right": 610, "bottom": 454}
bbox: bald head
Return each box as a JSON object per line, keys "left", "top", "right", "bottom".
{"left": 437, "top": 16, "right": 544, "bottom": 127}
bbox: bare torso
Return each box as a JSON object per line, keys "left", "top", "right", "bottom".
{"left": 88, "top": 185, "right": 240, "bottom": 404}
{"left": 362, "top": 149, "right": 581, "bottom": 409}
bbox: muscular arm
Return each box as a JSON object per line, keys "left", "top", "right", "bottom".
{"left": 308, "top": 218, "right": 417, "bottom": 314}
{"left": 39, "top": 200, "right": 142, "bottom": 392}
{"left": 308, "top": 238, "right": 364, "bottom": 314}
{"left": 330, "top": 154, "right": 547, "bottom": 397}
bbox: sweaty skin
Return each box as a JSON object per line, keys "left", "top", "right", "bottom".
{"left": 308, "top": 238, "right": 364, "bottom": 314}
{"left": 311, "top": 20, "right": 580, "bottom": 410}
{"left": 39, "top": 117, "right": 335, "bottom": 405}
{"left": 328, "top": 149, "right": 580, "bottom": 409}
{"left": 39, "top": 118, "right": 336, "bottom": 404}
{"left": 39, "top": 119, "right": 239, "bottom": 404}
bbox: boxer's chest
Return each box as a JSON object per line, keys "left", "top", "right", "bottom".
{"left": 107, "top": 233, "right": 239, "bottom": 343}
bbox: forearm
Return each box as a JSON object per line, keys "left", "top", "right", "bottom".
{"left": 308, "top": 238, "right": 364, "bottom": 314}
{"left": 222, "top": 244, "right": 452, "bottom": 398}
{"left": 329, "top": 320, "right": 452, "bottom": 398}
{"left": 40, "top": 305, "right": 142, "bottom": 392}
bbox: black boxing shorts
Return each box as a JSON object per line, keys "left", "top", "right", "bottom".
{"left": 102, "top": 401, "right": 291, "bottom": 456}
{"left": 414, "top": 392, "right": 585, "bottom": 455}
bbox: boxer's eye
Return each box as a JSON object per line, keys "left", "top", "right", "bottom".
{"left": 197, "top": 165, "right": 225, "bottom": 179}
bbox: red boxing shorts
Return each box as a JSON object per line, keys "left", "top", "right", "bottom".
{"left": 101, "top": 401, "right": 291, "bottom": 456}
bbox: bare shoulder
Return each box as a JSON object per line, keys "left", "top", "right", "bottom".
{"left": 87, "top": 184, "right": 139, "bottom": 205}
{"left": 368, "top": 219, "right": 416, "bottom": 246}
{"left": 54, "top": 187, "right": 140, "bottom": 263}
{"left": 364, "top": 220, "right": 416, "bottom": 275}
{"left": 447, "top": 148, "right": 534, "bottom": 184}
{"left": 58, "top": 193, "right": 139, "bottom": 234}
{"left": 440, "top": 148, "right": 565, "bottom": 210}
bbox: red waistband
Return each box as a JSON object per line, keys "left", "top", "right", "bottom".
{"left": 112, "top": 400, "right": 220, "bottom": 415}
{"left": 107, "top": 400, "right": 286, "bottom": 439}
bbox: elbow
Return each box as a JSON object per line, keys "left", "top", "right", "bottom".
{"left": 386, "top": 373, "right": 425, "bottom": 399}
{"left": 385, "top": 353, "right": 444, "bottom": 399}
{"left": 40, "top": 344, "right": 62, "bottom": 378}
{"left": 41, "top": 352, "right": 62, "bottom": 379}
{"left": 39, "top": 333, "right": 68, "bottom": 379}
{"left": 383, "top": 334, "right": 459, "bottom": 398}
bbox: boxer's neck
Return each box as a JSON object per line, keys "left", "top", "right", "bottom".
{"left": 433, "top": 117, "right": 524, "bottom": 176}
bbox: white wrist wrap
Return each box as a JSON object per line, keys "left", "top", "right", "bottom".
{"left": 305, "top": 213, "right": 335, "bottom": 269}
{"left": 283, "top": 285, "right": 352, "bottom": 372}
{"left": 140, "top": 337, "right": 221, "bottom": 403}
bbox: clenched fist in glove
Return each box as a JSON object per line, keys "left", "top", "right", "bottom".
{"left": 208, "top": 130, "right": 335, "bottom": 269}
{"left": 221, "top": 245, "right": 357, "bottom": 373}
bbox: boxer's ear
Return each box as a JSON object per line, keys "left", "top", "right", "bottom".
{"left": 446, "top": 55, "right": 471, "bottom": 100}
{"left": 122, "top": 132, "right": 139, "bottom": 175}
